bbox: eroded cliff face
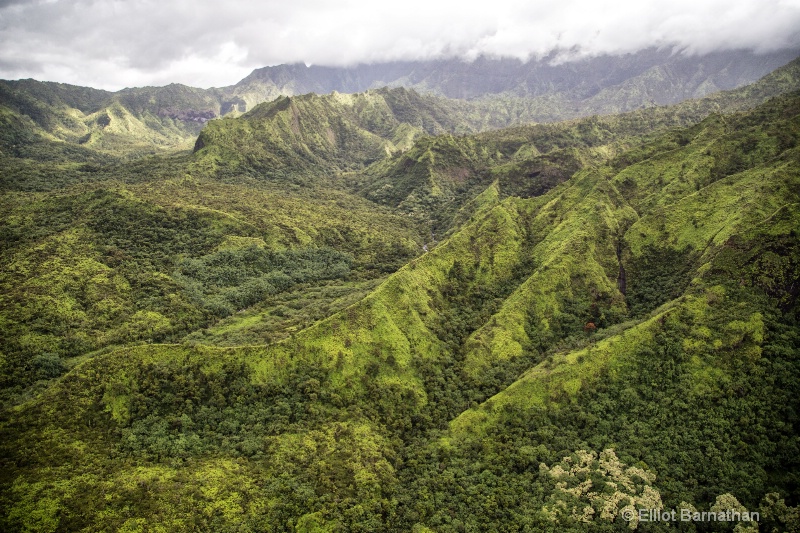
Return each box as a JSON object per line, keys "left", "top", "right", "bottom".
{"left": 232, "top": 48, "right": 800, "bottom": 103}
{"left": 157, "top": 107, "right": 216, "bottom": 122}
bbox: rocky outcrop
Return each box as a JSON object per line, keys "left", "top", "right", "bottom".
{"left": 157, "top": 108, "right": 216, "bottom": 123}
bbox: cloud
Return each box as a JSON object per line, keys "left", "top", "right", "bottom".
{"left": 1, "top": 0, "right": 799, "bottom": 90}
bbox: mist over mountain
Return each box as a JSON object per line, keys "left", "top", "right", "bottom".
{"left": 4, "top": 0, "right": 800, "bottom": 90}
{"left": 2, "top": 48, "right": 798, "bottom": 163}
{"left": 235, "top": 48, "right": 800, "bottom": 101}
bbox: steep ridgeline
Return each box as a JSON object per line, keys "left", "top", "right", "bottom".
{"left": 2, "top": 49, "right": 799, "bottom": 166}
{"left": 1, "top": 59, "right": 798, "bottom": 400}
{"left": 422, "top": 91, "right": 800, "bottom": 530}
{"left": 0, "top": 80, "right": 242, "bottom": 190}
{"left": 2, "top": 85, "right": 798, "bottom": 531}
{"left": 0, "top": 80, "right": 227, "bottom": 156}
{"left": 232, "top": 48, "right": 800, "bottom": 117}
{"left": 366, "top": 52, "right": 800, "bottom": 230}
{"left": 0, "top": 85, "right": 496, "bottom": 192}
{"left": 189, "top": 88, "right": 477, "bottom": 184}
{"left": 0, "top": 177, "right": 430, "bottom": 402}
{"left": 189, "top": 56, "right": 800, "bottom": 234}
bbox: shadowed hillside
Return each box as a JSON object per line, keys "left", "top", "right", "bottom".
{"left": 1, "top": 48, "right": 799, "bottom": 531}
{"left": 2, "top": 49, "right": 798, "bottom": 164}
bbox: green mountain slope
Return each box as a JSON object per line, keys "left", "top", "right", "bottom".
{"left": 0, "top": 80, "right": 222, "bottom": 155}
{"left": 188, "top": 56, "right": 800, "bottom": 237}
{"left": 190, "top": 88, "right": 477, "bottom": 184}
{"left": 0, "top": 179, "right": 427, "bottom": 404}
{"left": 7, "top": 70, "right": 787, "bottom": 385}
{"left": 1, "top": 66, "right": 799, "bottom": 533}
{"left": 421, "top": 96, "right": 800, "bottom": 529}
{"left": 3, "top": 52, "right": 799, "bottom": 175}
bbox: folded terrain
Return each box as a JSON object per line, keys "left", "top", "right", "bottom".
{"left": 2, "top": 48, "right": 798, "bottom": 161}
{"left": 1, "top": 55, "right": 799, "bottom": 532}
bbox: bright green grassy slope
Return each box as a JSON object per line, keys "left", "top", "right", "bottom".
{"left": 4, "top": 83, "right": 727, "bottom": 382}
{"left": 0, "top": 80, "right": 227, "bottom": 192}
{"left": 411, "top": 94, "right": 800, "bottom": 531}
{"left": 189, "top": 87, "right": 481, "bottom": 185}
{"left": 5, "top": 85, "right": 628, "bottom": 407}
{"left": 2, "top": 85, "right": 798, "bottom": 532}
{"left": 0, "top": 177, "right": 424, "bottom": 407}
{"left": 3, "top": 55, "right": 799, "bottom": 168}
{"left": 0, "top": 80, "right": 222, "bottom": 156}
{"left": 3, "top": 57, "right": 799, "bottom": 199}
{"left": 348, "top": 57, "right": 800, "bottom": 234}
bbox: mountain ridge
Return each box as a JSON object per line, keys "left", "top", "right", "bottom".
{"left": 1, "top": 52, "right": 799, "bottom": 532}
{"left": 2, "top": 89, "right": 798, "bottom": 531}
{"left": 2, "top": 48, "right": 798, "bottom": 160}
{"left": 234, "top": 48, "right": 800, "bottom": 102}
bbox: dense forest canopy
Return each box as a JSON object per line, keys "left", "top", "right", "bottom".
{"left": 1, "top": 53, "right": 799, "bottom": 532}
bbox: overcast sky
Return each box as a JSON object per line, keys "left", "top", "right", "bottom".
{"left": 1, "top": 0, "right": 799, "bottom": 91}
